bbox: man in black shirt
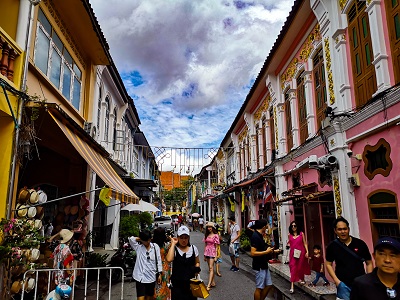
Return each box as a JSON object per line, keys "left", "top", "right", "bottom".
{"left": 351, "top": 237, "right": 400, "bottom": 300}
{"left": 250, "top": 219, "right": 280, "bottom": 300}
{"left": 326, "top": 217, "right": 373, "bottom": 300}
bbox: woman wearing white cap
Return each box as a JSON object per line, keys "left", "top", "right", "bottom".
{"left": 166, "top": 226, "right": 200, "bottom": 300}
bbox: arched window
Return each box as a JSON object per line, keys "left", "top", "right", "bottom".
{"left": 104, "top": 97, "right": 110, "bottom": 142}
{"left": 97, "top": 86, "right": 102, "bottom": 129}
{"left": 113, "top": 108, "right": 117, "bottom": 150}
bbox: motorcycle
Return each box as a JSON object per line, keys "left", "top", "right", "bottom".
{"left": 106, "top": 238, "right": 136, "bottom": 282}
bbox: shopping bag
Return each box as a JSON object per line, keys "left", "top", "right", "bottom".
{"left": 229, "top": 243, "right": 235, "bottom": 255}
{"left": 293, "top": 249, "right": 301, "bottom": 258}
{"left": 190, "top": 276, "right": 209, "bottom": 299}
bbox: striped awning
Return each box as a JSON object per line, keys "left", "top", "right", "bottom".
{"left": 50, "top": 112, "right": 138, "bottom": 204}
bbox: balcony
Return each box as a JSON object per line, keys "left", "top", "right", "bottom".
{"left": 0, "top": 27, "right": 23, "bottom": 86}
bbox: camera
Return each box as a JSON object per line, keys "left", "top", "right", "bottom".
{"left": 346, "top": 149, "right": 353, "bottom": 157}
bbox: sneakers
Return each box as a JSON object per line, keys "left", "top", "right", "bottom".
{"left": 230, "top": 265, "right": 235, "bottom": 271}
{"left": 308, "top": 283, "right": 316, "bottom": 287}
{"left": 233, "top": 267, "right": 239, "bottom": 272}
{"left": 323, "top": 282, "right": 330, "bottom": 286}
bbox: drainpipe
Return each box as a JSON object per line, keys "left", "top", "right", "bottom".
{"left": 7, "top": 0, "right": 40, "bottom": 219}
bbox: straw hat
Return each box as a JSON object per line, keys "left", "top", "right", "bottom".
{"left": 27, "top": 206, "right": 37, "bottom": 219}
{"left": 36, "top": 206, "right": 44, "bottom": 220}
{"left": 206, "top": 222, "right": 216, "bottom": 229}
{"left": 34, "top": 219, "right": 42, "bottom": 230}
{"left": 25, "top": 277, "right": 35, "bottom": 292}
{"left": 29, "top": 248, "right": 40, "bottom": 261}
{"left": 70, "top": 205, "right": 79, "bottom": 215}
{"left": 28, "top": 189, "right": 39, "bottom": 205}
{"left": 18, "top": 188, "right": 30, "bottom": 204}
{"left": 59, "top": 229, "right": 74, "bottom": 244}
{"left": 64, "top": 205, "right": 71, "bottom": 215}
{"left": 11, "top": 280, "right": 22, "bottom": 294}
{"left": 37, "top": 190, "right": 47, "bottom": 204}
{"left": 16, "top": 204, "right": 28, "bottom": 218}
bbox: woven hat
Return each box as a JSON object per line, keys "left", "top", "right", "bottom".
{"left": 205, "top": 222, "right": 216, "bottom": 229}
{"left": 27, "top": 206, "right": 37, "bottom": 219}
{"left": 36, "top": 206, "right": 44, "bottom": 220}
{"left": 25, "top": 277, "right": 35, "bottom": 292}
{"left": 29, "top": 248, "right": 40, "bottom": 261}
{"left": 37, "top": 190, "right": 47, "bottom": 204}
{"left": 16, "top": 204, "right": 28, "bottom": 218}
{"left": 34, "top": 219, "right": 42, "bottom": 230}
{"left": 18, "top": 188, "right": 30, "bottom": 204}
{"left": 70, "top": 205, "right": 79, "bottom": 215}
{"left": 11, "top": 280, "right": 22, "bottom": 294}
{"left": 59, "top": 229, "right": 74, "bottom": 244}
{"left": 28, "top": 189, "right": 39, "bottom": 204}
{"left": 64, "top": 205, "right": 71, "bottom": 215}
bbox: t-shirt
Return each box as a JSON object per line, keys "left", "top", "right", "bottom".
{"left": 326, "top": 236, "right": 372, "bottom": 288}
{"left": 198, "top": 218, "right": 204, "bottom": 225}
{"left": 250, "top": 230, "right": 268, "bottom": 270}
{"left": 230, "top": 223, "right": 240, "bottom": 244}
{"left": 310, "top": 255, "right": 324, "bottom": 273}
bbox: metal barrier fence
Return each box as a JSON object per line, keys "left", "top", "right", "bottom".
{"left": 20, "top": 267, "right": 124, "bottom": 300}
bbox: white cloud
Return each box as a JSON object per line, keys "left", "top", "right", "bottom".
{"left": 91, "top": 0, "right": 294, "bottom": 148}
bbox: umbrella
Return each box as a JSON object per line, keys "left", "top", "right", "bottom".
{"left": 191, "top": 212, "right": 200, "bottom": 218}
{"left": 139, "top": 200, "right": 160, "bottom": 212}
{"left": 121, "top": 203, "right": 142, "bottom": 212}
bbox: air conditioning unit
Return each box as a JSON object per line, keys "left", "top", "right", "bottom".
{"left": 90, "top": 125, "right": 97, "bottom": 138}
{"left": 349, "top": 173, "right": 360, "bottom": 187}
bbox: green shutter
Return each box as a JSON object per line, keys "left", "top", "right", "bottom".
{"left": 365, "top": 44, "right": 371, "bottom": 66}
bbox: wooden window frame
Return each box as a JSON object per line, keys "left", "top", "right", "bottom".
{"left": 255, "top": 125, "right": 260, "bottom": 170}
{"left": 368, "top": 190, "right": 400, "bottom": 242}
{"left": 385, "top": 0, "right": 400, "bottom": 84}
{"left": 285, "top": 92, "right": 293, "bottom": 152}
{"left": 262, "top": 118, "right": 267, "bottom": 165}
{"left": 313, "top": 48, "right": 327, "bottom": 131}
{"left": 348, "top": 1, "right": 377, "bottom": 108}
{"left": 297, "top": 71, "right": 308, "bottom": 144}
{"left": 269, "top": 108, "right": 276, "bottom": 160}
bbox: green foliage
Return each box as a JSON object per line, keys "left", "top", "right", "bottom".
{"left": 119, "top": 215, "right": 140, "bottom": 238}
{"left": 85, "top": 252, "right": 109, "bottom": 268}
{"left": 240, "top": 229, "right": 251, "bottom": 251}
{"left": 139, "top": 212, "right": 153, "bottom": 227}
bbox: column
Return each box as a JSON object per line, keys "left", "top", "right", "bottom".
{"left": 303, "top": 71, "right": 316, "bottom": 137}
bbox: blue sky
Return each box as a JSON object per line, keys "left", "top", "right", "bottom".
{"left": 91, "top": 0, "right": 294, "bottom": 152}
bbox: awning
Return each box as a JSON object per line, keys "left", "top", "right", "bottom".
{"left": 50, "top": 112, "right": 138, "bottom": 203}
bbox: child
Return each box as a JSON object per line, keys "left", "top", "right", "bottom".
{"left": 214, "top": 224, "right": 223, "bottom": 277}
{"left": 308, "top": 245, "right": 330, "bottom": 287}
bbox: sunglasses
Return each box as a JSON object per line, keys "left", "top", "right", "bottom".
{"left": 387, "top": 288, "right": 397, "bottom": 299}
{"left": 292, "top": 224, "right": 297, "bottom": 227}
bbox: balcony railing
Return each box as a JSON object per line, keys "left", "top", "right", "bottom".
{"left": 0, "top": 27, "right": 22, "bottom": 84}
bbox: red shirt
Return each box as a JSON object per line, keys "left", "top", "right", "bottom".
{"left": 310, "top": 255, "right": 324, "bottom": 272}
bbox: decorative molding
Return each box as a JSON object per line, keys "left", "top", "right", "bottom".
{"left": 238, "top": 127, "right": 248, "bottom": 143}
{"left": 254, "top": 95, "right": 271, "bottom": 122}
{"left": 274, "top": 106, "right": 278, "bottom": 150}
{"left": 42, "top": 0, "right": 86, "bottom": 69}
{"left": 339, "top": 0, "right": 348, "bottom": 11}
{"left": 324, "top": 38, "right": 335, "bottom": 105}
{"left": 333, "top": 176, "right": 342, "bottom": 217}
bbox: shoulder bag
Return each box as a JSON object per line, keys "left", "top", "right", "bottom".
{"left": 190, "top": 274, "right": 209, "bottom": 299}
{"left": 333, "top": 239, "right": 365, "bottom": 262}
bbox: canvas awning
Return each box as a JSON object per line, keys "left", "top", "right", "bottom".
{"left": 50, "top": 112, "right": 138, "bottom": 203}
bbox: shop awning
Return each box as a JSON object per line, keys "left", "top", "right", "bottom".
{"left": 50, "top": 112, "right": 138, "bottom": 203}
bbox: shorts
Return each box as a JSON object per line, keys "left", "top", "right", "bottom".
{"left": 135, "top": 281, "right": 156, "bottom": 297}
{"left": 215, "top": 258, "right": 222, "bottom": 264}
{"left": 229, "top": 243, "right": 240, "bottom": 258}
{"left": 255, "top": 268, "right": 272, "bottom": 289}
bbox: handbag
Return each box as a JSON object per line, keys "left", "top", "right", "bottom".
{"left": 229, "top": 243, "right": 235, "bottom": 255}
{"left": 190, "top": 275, "right": 209, "bottom": 299}
{"left": 293, "top": 249, "right": 301, "bottom": 258}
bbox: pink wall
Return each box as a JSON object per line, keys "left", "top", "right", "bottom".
{"left": 349, "top": 123, "right": 400, "bottom": 251}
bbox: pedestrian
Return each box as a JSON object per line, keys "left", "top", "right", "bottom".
{"left": 166, "top": 225, "right": 201, "bottom": 300}
{"left": 198, "top": 216, "right": 204, "bottom": 232}
{"left": 43, "top": 216, "right": 54, "bottom": 239}
{"left": 172, "top": 216, "right": 179, "bottom": 232}
{"left": 325, "top": 217, "right": 373, "bottom": 300}
{"left": 128, "top": 230, "right": 163, "bottom": 300}
{"left": 178, "top": 214, "right": 183, "bottom": 227}
{"left": 251, "top": 219, "right": 281, "bottom": 300}
{"left": 350, "top": 237, "right": 400, "bottom": 300}
{"left": 203, "top": 222, "right": 220, "bottom": 291}
{"left": 153, "top": 227, "right": 171, "bottom": 300}
{"left": 228, "top": 215, "right": 241, "bottom": 272}
{"left": 308, "top": 245, "right": 329, "bottom": 287}
{"left": 193, "top": 218, "right": 198, "bottom": 232}
{"left": 214, "top": 224, "right": 223, "bottom": 278}
{"left": 287, "top": 221, "right": 310, "bottom": 293}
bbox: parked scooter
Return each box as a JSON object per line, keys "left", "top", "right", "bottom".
{"left": 106, "top": 238, "right": 136, "bottom": 282}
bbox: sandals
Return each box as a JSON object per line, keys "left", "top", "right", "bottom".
{"left": 216, "top": 273, "right": 222, "bottom": 277}
{"left": 289, "top": 288, "right": 294, "bottom": 294}
{"left": 206, "top": 286, "right": 211, "bottom": 291}
{"left": 299, "top": 280, "right": 306, "bottom": 285}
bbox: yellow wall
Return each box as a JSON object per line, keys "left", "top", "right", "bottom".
{"left": 0, "top": 0, "right": 19, "bottom": 40}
